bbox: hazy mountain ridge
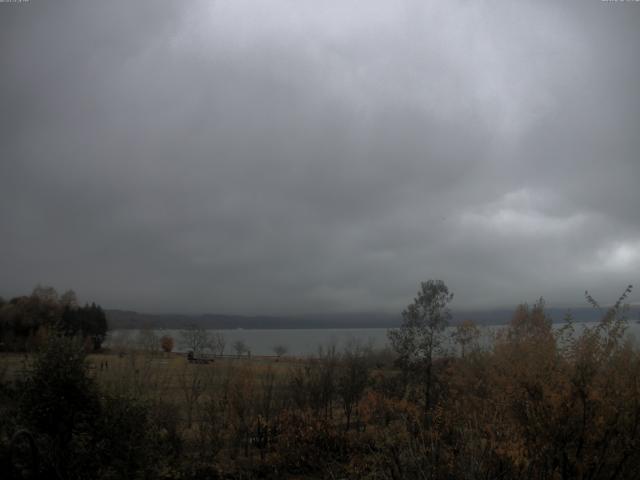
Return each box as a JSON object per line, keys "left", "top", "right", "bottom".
{"left": 106, "top": 306, "right": 640, "bottom": 330}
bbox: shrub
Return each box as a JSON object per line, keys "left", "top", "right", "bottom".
{"left": 160, "top": 335, "right": 175, "bottom": 353}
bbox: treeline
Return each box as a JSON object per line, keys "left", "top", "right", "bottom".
{"left": 1, "top": 281, "right": 640, "bottom": 479}
{"left": 0, "top": 286, "right": 107, "bottom": 351}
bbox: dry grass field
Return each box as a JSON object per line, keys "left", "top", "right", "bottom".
{"left": 1, "top": 350, "right": 312, "bottom": 433}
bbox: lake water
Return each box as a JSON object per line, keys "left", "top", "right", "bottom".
{"left": 108, "top": 328, "right": 391, "bottom": 356}
{"left": 106, "top": 321, "right": 640, "bottom": 357}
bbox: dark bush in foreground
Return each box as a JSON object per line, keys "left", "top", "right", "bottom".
{"left": 8, "top": 335, "right": 174, "bottom": 479}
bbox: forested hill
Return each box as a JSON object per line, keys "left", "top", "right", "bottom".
{"left": 105, "top": 306, "right": 640, "bottom": 330}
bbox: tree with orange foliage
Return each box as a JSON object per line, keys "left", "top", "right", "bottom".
{"left": 160, "top": 335, "right": 174, "bottom": 353}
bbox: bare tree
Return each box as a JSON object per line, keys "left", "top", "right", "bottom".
{"left": 233, "top": 340, "right": 247, "bottom": 358}
{"left": 197, "top": 365, "right": 228, "bottom": 462}
{"left": 137, "top": 326, "right": 159, "bottom": 355}
{"left": 107, "top": 329, "right": 133, "bottom": 357}
{"left": 255, "top": 366, "right": 279, "bottom": 459}
{"left": 212, "top": 332, "right": 226, "bottom": 356}
{"left": 273, "top": 345, "right": 287, "bottom": 358}
{"left": 178, "top": 361, "right": 207, "bottom": 428}
{"left": 338, "top": 340, "right": 371, "bottom": 430}
{"left": 180, "top": 325, "right": 212, "bottom": 356}
{"left": 297, "top": 344, "right": 338, "bottom": 419}
{"left": 227, "top": 365, "right": 255, "bottom": 457}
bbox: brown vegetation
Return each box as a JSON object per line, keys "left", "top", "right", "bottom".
{"left": 1, "top": 284, "right": 639, "bottom": 479}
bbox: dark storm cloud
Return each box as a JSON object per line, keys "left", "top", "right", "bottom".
{"left": 1, "top": 0, "right": 639, "bottom": 314}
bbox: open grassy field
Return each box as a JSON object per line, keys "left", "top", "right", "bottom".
{"left": 1, "top": 350, "right": 312, "bottom": 432}
{"left": 1, "top": 350, "right": 298, "bottom": 388}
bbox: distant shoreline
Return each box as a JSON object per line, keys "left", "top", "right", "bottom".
{"left": 106, "top": 306, "right": 639, "bottom": 330}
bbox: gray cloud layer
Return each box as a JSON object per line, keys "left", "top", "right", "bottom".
{"left": 1, "top": 0, "right": 639, "bottom": 314}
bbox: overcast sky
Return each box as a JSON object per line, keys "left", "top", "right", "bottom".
{"left": 1, "top": 0, "right": 639, "bottom": 315}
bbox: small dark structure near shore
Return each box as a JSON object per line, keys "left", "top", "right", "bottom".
{"left": 186, "top": 351, "right": 212, "bottom": 364}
